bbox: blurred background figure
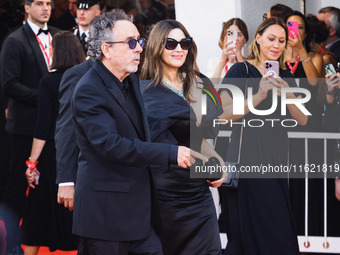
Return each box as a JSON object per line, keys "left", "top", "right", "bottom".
{"left": 138, "top": 0, "right": 168, "bottom": 37}
{"left": 23, "top": 31, "right": 85, "bottom": 255}
{"left": 98, "top": 0, "right": 111, "bottom": 12}
{"left": 265, "top": 3, "right": 293, "bottom": 21}
{"left": 48, "top": 0, "right": 77, "bottom": 30}
{"left": 207, "top": 18, "right": 248, "bottom": 81}
{"left": 317, "top": 6, "right": 340, "bottom": 64}
{"left": 306, "top": 14, "right": 337, "bottom": 67}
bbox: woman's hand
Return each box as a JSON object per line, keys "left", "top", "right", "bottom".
{"left": 255, "top": 73, "right": 275, "bottom": 101}
{"left": 271, "top": 76, "right": 292, "bottom": 97}
{"left": 287, "top": 30, "right": 304, "bottom": 52}
{"left": 221, "top": 35, "right": 237, "bottom": 63}
{"left": 25, "top": 168, "right": 36, "bottom": 188}
{"left": 326, "top": 73, "right": 340, "bottom": 91}
{"left": 207, "top": 177, "right": 227, "bottom": 188}
{"left": 234, "top": 39, "right": 244, "bottom": 62}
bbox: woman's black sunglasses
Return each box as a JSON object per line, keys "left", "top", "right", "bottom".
{"left": 106, "top": 38, "right": 146, "bottom": 49}
{"left": 164, "top": 37, "right": 193, "bottom": 50}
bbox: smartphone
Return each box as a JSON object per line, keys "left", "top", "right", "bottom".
{"left": 227, "top": 28, "right": 238, "bottom": 56}
{"left": 287, "top": 21, "right": 299, "bottom": 39}
{"left": 264, "top": 61, "right": 279, "bottom": 77}
{"left": 325, "top": 63, "right": 336, "bottom": 75}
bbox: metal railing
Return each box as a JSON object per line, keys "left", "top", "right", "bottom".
{"left": 217, "top": 131, "right": 340, "bottom": 253}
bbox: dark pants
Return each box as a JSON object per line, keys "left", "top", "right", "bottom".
{"left": 77, "top": 227, "right": 163, "bottom": 255}
{"left": 2, "top": 134, "right": 32, "bottom": 249}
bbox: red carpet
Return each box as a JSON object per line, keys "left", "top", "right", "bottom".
{"left": 27, "top": 247, "right": 77, "bottom": 255}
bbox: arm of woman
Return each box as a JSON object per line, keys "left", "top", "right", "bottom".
{"left": 273, "top": 77, "right": 308, "bottom": 126}
{"left": 288, "top": 31, "right": 322, "bottom": 85}
{"left": 211, "top": 40, "right": 236, "bottom": 79}
{"left": 26, "top": 138, "right": 46, "bottom": 188}
{"left": 324, "top": 73, "right": 340, "bottom": 104}
{"left": 219, "top": 73, "right": 274, "bottom": 121}
{"left": 298, "top": 50, "right": 322, "bottom": 85}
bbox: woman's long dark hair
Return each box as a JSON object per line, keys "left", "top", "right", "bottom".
{"left": 140, "top": 19, "right": 199, "bottom": 101}
{"left": 50, "top": 31, "right": 86, "bottom": 72}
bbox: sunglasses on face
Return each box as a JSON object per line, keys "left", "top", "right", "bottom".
{"left": 106, "top": 38, "right": 146, "bottom": 49}
{"left": 164, "top": 37, "right": 193, "bottom": 50}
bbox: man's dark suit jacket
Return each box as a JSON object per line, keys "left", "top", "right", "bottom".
{"left": 329, "top": 39, "right": 340, "bottom": 63}
{"left": 55, "top": 59, "right": 94, "bottom": 184}
{"left": 71, "top": 61, "right": 177, "bottom": 241}
{"left": 0, "top": 23, "right": 59, "bottom": 135}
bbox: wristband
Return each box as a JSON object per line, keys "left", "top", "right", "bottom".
{"left": 301, "top": 56, "right": 311, "bottom": 63}
{"left": 26, "top": 159, "right": 38, "bottom": 170}
{"left": 324, "top": 85, "right": 335, "bottom": 95}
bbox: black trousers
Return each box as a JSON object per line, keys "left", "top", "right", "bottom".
{"left": 77, "top": 227, "right": 163, "bottom": 255}
{"left": 2, "top": 134, "right": 32, "bottom": 249}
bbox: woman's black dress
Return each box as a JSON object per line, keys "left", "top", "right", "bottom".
{"left": 21, "top": 71, "right": 78, "bottom": 251}
{"left": 142, "top": 81, "right": 222, "bottom": 255}
{"left": 221, "top": 62, "right": 300, "bottom": 255}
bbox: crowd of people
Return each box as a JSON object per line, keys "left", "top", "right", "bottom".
{"left": 0, "top": 1, "right": 340, "bottom": 255}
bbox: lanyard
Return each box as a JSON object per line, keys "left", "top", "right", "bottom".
{"left": 319, "top": 45, "right": 325, "bottom": 55}
{"left": 286, "top": 56, "right": 300, "bottom": 76}
{"left": 224, "top": 60, "right": 229, "bottom": 74}
{"left": 35, "top": 32, "right": 52, "bottom": 68}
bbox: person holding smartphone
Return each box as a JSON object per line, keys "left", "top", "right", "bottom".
{"left": 285, "top": 11, "right": 323, "bottom": 83}
{"left": 219, "top": 17, "right": 306, "bottom": 255}
{"left": 206, "top": 18, "right": 248, "bottom": 81}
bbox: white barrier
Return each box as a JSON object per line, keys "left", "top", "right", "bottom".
{"left": 217, "top": 131, "right": 340, "bottom": 253}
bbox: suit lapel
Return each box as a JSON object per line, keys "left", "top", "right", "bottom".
{"left": 129, "top": 75, "right": 150, "bottom": 142}
{"left": 23, "top": 23, "right": 49, "bottom": 75}
{"left": 128, "top": 75, "right": 151, "bottom": 142}
{"left": 93, "top": 62, "right": 145, "bottom": 139}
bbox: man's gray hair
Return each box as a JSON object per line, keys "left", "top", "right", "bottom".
{"left": 319, "top": 6, "right": 340, "bottom": 38}
{"left": 87, "top": 9, "right": 133, "bottom": 61}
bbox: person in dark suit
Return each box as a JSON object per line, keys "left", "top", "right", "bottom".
{"left": 71, "top": 10, "right": 204, "bottom": 254}
{"left": 55, "top": 58, "right": 94, "bottom": 211}
{"left": 317, "top": 7, "right": 340, "bottom": 63}
{"left": 73, "top": 0, "right": 100, "bottom": 55}
{"left": 0, "top": 0, "right": 58, "bottom": 253}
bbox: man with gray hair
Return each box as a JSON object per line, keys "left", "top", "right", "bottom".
{"left": 317, "top": 6, "right": 340, "bottom": 63}
{"left": 71, "top": 10, "right": 204, "bottom": 254}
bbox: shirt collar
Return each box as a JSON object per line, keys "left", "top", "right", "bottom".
{"left": 98, "top": 61, "right": 128, "bottom": 91}
{"left": 78, "top": 26, "right": 89, "bottom": 38}
{"left": 27, "top": 19, "right": 48, "bottom": 35}
{"left": 326, "top": 38, "right": 340, "bottom": 50}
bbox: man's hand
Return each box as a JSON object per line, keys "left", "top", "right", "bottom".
{"left": 177, "top": 146, "right": 208, "bottom": 168}
{"left": 57, "top": 186, "right": 75, "bottom": 211}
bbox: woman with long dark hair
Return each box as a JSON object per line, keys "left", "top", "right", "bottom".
{"left": 219, "top": 17, "right": 306, "bottom": 255}
{"left": 141, "top": 19, "right": 224, "bottom": 255}
{"left": 23, "top": 31, "right": 85, "bottom": 255}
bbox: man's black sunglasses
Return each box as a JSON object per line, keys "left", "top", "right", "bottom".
{"left": 164, "top": 37, "right": 193, "bottom": 50}
{"left": 106, "top": 38, "right": 146, "bottom": 49}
